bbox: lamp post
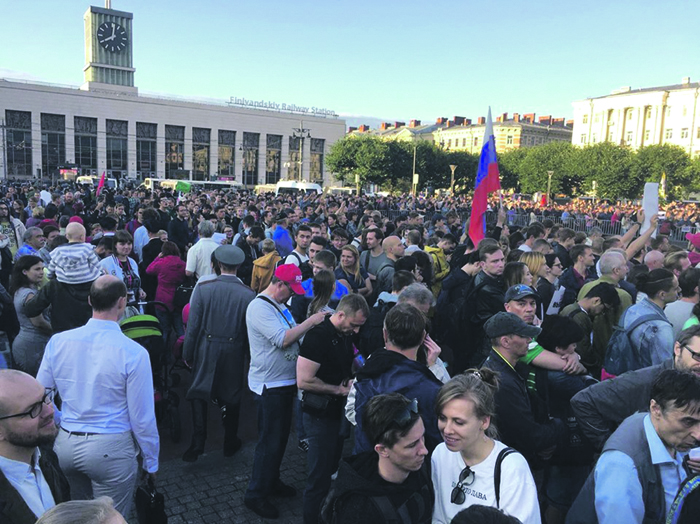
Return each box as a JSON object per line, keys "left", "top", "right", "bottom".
{"left": 291, "top": 121, "right": 311, "bottom": 182}
{"left": 239, "top": 145, "right": 256, "bottom": 186}
{"left": 546, "top": 170, "right": 554, "bottom": 205}
{"left": 412, "top": 145, "right": 417, "bottom": 197}
{"left": 355, "top": 172, "right": 360, "bottom": 197}
{"left": 449, "top": 164, "right": 457, "bottom": 196}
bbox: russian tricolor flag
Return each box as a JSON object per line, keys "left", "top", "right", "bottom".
{"left": 468, "top": 108, "right": 501, "bottom": 247}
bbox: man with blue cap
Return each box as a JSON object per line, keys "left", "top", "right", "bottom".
{"left": 182, "top": 244, "right": 256, "bottom": 462}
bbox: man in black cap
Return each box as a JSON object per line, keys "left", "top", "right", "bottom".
{"left": 181, "top": 245, "right": 256, "bottom": 462}
{"left": 481, "top": 312, "right": 568, "bottom": 469}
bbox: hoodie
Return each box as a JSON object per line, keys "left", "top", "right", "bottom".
{"left": 320, "top": 451, "right": 433, "bottom": 524}
{"left": 353, "top": 349, "right": 443, "bottom": 454}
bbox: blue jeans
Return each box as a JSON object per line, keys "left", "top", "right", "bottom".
{"left": 154, "top": 308, "right": 184, "bottom": 344}
{"left": 302, "top": 412, "right": 344, "bottom": 524}
{"left": 245, "top": 385, "right": 296, "bottom": 500}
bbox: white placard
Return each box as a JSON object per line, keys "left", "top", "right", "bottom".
{"left": 212, "top": 232, "right": 227, "bottom": 245}
{"left": 641, "top": 183, "right": 658, "bottom": 239}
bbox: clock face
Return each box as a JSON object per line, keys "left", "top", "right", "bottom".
{"left": 97, "top": 22, "right": 128, "bottom": 53}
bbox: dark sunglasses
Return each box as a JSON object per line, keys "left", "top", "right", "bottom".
{"left": 378, "top": 398, "right": 419, "bottom": 438}
{"left": 450, "top": 465, "right": 475, "bottom": 504}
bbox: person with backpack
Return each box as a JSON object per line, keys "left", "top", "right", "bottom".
{"left": 320, "top": 393, "right": 434, "bottom": 524}
{"left": 285, "top": 223, "right": 313, "bottom": 270}
{"left": 603, "top": 268, "right": 679, "bottom": 377}
{"left": 431, "top": 371, "right": 540, "bottom": 524}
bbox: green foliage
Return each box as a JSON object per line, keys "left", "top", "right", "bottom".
{"left": 327, "top": 135, "right": 700, "bottom": 198}
{"left": 570, "top": 142, "right": 635, "bottom": 198}
{"left": 516, "top": 142, "right": 579, "bottom": 195}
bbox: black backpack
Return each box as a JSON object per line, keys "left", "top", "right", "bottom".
{"left": 277, "top": 251, "right": 313, "bottom": 281}
{"left": 603, "top": 310, "right": 670, "bottom": 376}
{"left": 357, "top": 299, "right": 395, "bottom": 357}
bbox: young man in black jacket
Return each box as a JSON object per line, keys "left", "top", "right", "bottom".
{"left": 320, "top": 393, "right": 433, "bottom": 524}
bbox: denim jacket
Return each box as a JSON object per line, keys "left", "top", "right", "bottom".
{"left": 623, "top": 298, "right": 674, "bottom": 368}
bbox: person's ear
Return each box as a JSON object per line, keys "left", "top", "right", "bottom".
{"left": 375, "top": 443, "right": 389, "bottom": 457}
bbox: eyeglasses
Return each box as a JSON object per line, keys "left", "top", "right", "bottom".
{"left": 378, "top": 398, "right": 419, "bottom": 438}
{"left": 0, "top": 388, "right": 55, "bottom": 421}
{"left": 683, "top": 345, "right": 700, "bottom": 363}
{"left": 450, "top": 465, "right": 476, "bottom": 504}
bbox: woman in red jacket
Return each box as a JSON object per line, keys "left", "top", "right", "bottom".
{"left": 147, "top": 241, "right": 187, "bottom": 343}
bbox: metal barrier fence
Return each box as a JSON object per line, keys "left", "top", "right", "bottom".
{"left": 379, "top": 209, "right": 695, "bottom": 244}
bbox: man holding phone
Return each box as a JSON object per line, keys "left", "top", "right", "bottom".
{"left": 296, "top": 294, "right": 369, "bottom": 524}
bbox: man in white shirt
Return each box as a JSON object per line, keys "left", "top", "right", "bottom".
{"left": 285, "top": 224, "right": 312, "bottom": 267}
{"left": 186, "top": 220, "right": 219, "bottom": 280}
{"left": 37, "top": 275, "right": 159, "bottom": 517}
{"left": 0, "top": 370, "right": 69, "bottom": 524}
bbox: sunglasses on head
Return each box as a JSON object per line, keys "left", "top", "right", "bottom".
{"left": 378, "top": 398, "right": 419, "bottom": 438}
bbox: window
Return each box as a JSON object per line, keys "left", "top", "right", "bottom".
{"left": 592, "top": 134, "right": 597, "bottom": 144}
{"left": 242, "top": 132, "right": 259, "bottom": 186}
{"left": 608, "top": 132, "right": 614, "bottom": 142}
{"left": 265, "top": 134, "right": 282, "bottom": 184}
{"left": 665, "top": 129, "right": 673, "bottom": 140}
{"left": 626, "top": 131, "right": 633, "bottom": 143}
{"left": 5, "top": 110, "right": 32, "bottom": 177}
{"left": 310, "top": 138, "right": 325, "bottom": 184}
{"left": 473, "top": 137, "right": 479, "bottom": 146}
{"left": 627, "top": 111, "right": 633, "bottom": 120}
{"left": 75, "top": 117, "right": 97, "bottom": 175}
{"left": 506, "top": 135, "right": 513, "bottom": 145}
{"left": 165, "top": 125, "right": 185, "bottom": 178}
{"left": 644, "top": 130, "right": 650, "bottom": 141}
{"left": 218, "top": 130, "right": 236, "bottom": 180}
{"left": 447, "top": 139, "right": 451, "bottom": 148}
{"left": 594, "top": 114, "right": 600, "bottom": 123}
{"left": 666, "top": 107, "right": 671, "bottom": 117}
{"left": 136, "top": 122, "right": 157, "bottom": 178}
{"left": 681, "top": 128, "right": 689, "bottom": 139}
{"left": 192, "top": 127, "right": 210, "bottom": 181}
{"left": 582, "top": 114, "right": 588, "bottom": 124}
{"left": 646, "top": 107, "right": 652, "bottom": 119}
{"left": 105, "top": 119, "right": 127, "bottom": 174}
{"left": 462, "top": 138, "right": 466, "bottom": 147}
{"left": 697, "top": 127, "right": 700, "bottom": 139}
{"left": 580, "top": 134, "right": 587, "bottom": 144}
{"left": 41, "top": 113, "right": 65, "bottom": 178}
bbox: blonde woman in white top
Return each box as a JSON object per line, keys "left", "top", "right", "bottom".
{"left": 431, "top": 370, "right": 541, "bottom": 524}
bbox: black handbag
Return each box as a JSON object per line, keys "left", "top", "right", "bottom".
{"left": 173, "top": 277, "right": 195, "bottom": 309}
{"left": 135, "top": 478, "right": 167, "bottom": 524}
{"left": 301, "top": 391, "right": 343, "bottom": 418}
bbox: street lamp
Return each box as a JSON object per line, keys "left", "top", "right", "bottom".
{"left": 547, "top": 170, "right": 554, "bottom": 205}
{"left": 449, "top": 164, "right": 457, "bottom": 196}
{"left": 291, "top": 121, "right": 311, "bottom": 182}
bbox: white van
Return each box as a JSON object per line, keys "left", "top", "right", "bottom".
{"left": 275, "top": 181, "right": 323, "bottom": 196}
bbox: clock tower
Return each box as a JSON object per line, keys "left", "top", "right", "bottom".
{"left": 81, "top": 2, "right": 137, "bottom": 94}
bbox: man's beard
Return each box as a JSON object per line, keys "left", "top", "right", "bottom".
{"left": 5, "top": 425, "right": 58, "bottom": 449}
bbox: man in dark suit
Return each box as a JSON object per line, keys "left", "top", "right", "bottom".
{"left": 235, "top": 225, "right": 263, "bottom": 287}
{"left": 0, "top": 370, "right": 70, "bottom": 524}
{"left": 139, "top": 215, "right": 164, "bottom": 302}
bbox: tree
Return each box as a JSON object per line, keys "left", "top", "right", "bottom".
{"left": 326, "top": 135, "right": 392, "bottom": 187}
{"left": 568, "top": 142, "right": 635, "bottom": 198}
{"left": 631, "top": 144, "right": 693, "bottom": 200}
{"left": 498, "top": 148, "right": 528, "bottom": 191}
{"left": 516, "top": 142, "right": 580, "bottom": 195}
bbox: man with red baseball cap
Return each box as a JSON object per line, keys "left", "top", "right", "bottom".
{"left": 244, "top": 264, "right": 327, "bottom": 519}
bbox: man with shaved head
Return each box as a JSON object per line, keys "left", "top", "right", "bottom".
{"left": 375, "top": 236, "right": 405, "bottom": 296}
{"left": 0, "top": 369, "right": 70, "bottom": 523}
{"left": 47, "top": 222, "right": 102, "bottom": 285}
{"left": 37, "top": 276, "right": 159, "bottom": 517}
{"left": 644, "top": 250, "right": 664, "bottom": 271}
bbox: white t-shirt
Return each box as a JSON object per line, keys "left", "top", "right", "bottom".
{"left": 431, "top": 440, "right": 541, "bottom": 524}
{"left": 285, "top": 250, "right": 309, "bottom": 266}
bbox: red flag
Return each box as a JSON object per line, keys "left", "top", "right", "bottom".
{"left": 96, "top": 171, "right": 106, "bottom": 197}
{"left": 468, "top": 109, "right": 501, "bottom": 246}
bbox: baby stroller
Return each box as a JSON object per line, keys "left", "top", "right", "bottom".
{"left": 120, "top": 301, "right": 182, "bottom": 443}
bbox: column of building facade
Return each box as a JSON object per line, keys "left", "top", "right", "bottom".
{"left": 127, "top": 118, "right": 137, "bottom": 179}
{"left": 183, "top": 126, "right": 193, "bottom": 174}
{"left": 156, "top": 123, "right": 166, "bottom": 178}
{"left": 65, "top": 114, "right": 75, "bottom": 168}
{"left": 280, "top": 135, "right": 290, "bottom": 181}
{"left": 209, "top": 136, "right": 219, "bottom": 181}
{"left": 302, "top": 134, "right": 311, "bottom": 182}
{"left": 234, "top": 137, "right": 243, "bottom": 184}
{"left": 31, "top": 114, "right": 42, "bottom": 178}
{"left": 257, "top": 138, "right": 267, "bottom": 186}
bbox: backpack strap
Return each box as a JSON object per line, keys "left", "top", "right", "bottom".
{"left": 360, "top": 250, "right": 370, "bottom": 271}
{"left": 256, "top": 295, "right": 293, "bottom": 328}
{"left": 368, "top": 496, "right": 400, "bottom": 524}
{"left": 624, "top": 312, "right": 671, "bottom": 334}
{"left": 567, "top": 307, "right": 587, "bottom": 320}
{"left": 494, "top": 447, "right": 518, "bottom": 508}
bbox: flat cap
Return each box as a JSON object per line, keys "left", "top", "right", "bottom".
{"left": 214, "top": 245, "right": 245, "bottom": 266}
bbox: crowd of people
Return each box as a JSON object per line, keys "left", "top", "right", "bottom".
{"left": 0, "top": 178, "right": 700, "bottom": 524}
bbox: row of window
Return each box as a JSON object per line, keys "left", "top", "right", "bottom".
{"left": 580, "top": 126, "right": 700, "bottom": 144}
{"left": 582, "top": 105, "right": 694, "bottom": 125}
{"left": 3, "top": 110, "right": 325, "bottom": 183}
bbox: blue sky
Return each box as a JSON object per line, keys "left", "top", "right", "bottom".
{"left": 1, "top": 0, "right": 698, "bottom": 126}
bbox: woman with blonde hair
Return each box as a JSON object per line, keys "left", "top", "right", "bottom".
{"left": 431, "top": 370, "right": 540, "bottom": 524}
{"left": 521, "top": 251, "right": 549, "bottom": 318}
{"left": 335, "top": 244, "right": 372, "bottom": 298}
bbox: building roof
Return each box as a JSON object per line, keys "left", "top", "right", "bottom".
{"left": 588, "top": 82, "right": 700, "bottom": 100}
